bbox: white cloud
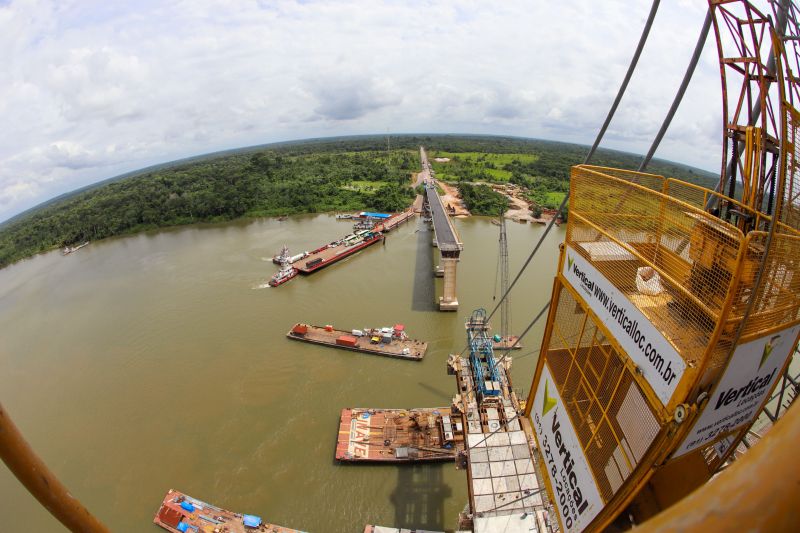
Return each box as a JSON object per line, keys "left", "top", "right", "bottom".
{"left": 0, "top": 0, "right": 736, "bottom": 221}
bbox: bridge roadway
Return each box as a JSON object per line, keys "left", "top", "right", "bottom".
{"left": 425, "top": 181, "right": 462, "bottom": 251}
{"left": 420, "top": 147, "right": 462, "bottom": 253}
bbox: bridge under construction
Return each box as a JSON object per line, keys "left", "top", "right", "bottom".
{"left": 420, "top": 148, "right": 464, "bottom": 311}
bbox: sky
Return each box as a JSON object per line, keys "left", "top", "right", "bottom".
{"left": 0, "top": 0, "right": 725, "bottom": 222}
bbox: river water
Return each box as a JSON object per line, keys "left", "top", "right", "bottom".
{"left": 0, "top": 214, "right": 564, "bottom": 532}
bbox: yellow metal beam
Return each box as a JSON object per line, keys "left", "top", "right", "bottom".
{"left": 637, "top": 401, "right": 800, "bottom": 532}
{"left": 0, "top": 402, "right": 109, "bottom": 532}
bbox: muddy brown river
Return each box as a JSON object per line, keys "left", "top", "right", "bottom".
{"left": 0, "top": 214, "right": 563, "bottom": 532}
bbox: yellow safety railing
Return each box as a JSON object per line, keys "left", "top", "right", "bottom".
{"left": 540, "top": 277, "right": 663, "bottom": 505}
{"left": 568, "top": 165, "right": 749, "bottom": 369}
{"left": 564, "top": 162, "right": 800, "bottom": 483}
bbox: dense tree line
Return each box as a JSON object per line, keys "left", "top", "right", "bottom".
{"left": 0, "top": 134, "right": 721, "bottom": 269}
{"left": 187, "top": 134, "right": 718, "bottom": 189}
{"left": 0, "top": 149, "right": 416, "bottom": 268}
{"left": 458, "top": 183, "right": 509, "bottom": 216}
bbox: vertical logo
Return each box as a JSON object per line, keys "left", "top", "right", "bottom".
{"left": 567, "top": 255, "right": 574, "bottom": 270}
{"left": 759, "top": 335, "right": 780, "bottom": 370}
{"left": 542, "top": 380, "right": 557, "bottom": 416}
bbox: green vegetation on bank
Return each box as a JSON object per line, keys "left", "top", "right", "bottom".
{"left": 429, "top": 142, "right": 716, "bottom": 211}
{"left": 430, "top": 152, "right": 539, "bottom": 182}
{"left": 0, "top": 149, "right": 416, "bottom": 268}
{"left": 0, "top": 134, "right": 719, "bottom": 269}
{"left": 457, "top": 183, "right": 509, "bottom": 216}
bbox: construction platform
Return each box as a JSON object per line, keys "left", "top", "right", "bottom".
{"left": 153, "top": 489, "right": 303, "bottom": 533}
{"left": 287, "top": 324, "right": 427, "bottom": 361}
{"left": 363, "top": 527, "right": 444, "bottom": 533}
{"left": 336, "top": 407, "right": 465, "bottom": 462}
{"left": 448, "top": 353, "right": 547, "bottom": 532}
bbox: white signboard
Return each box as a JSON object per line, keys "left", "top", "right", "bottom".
{"left": 674, "top": 323, "right": 800, "bottom": 457}
{"left": 562, "top": 245, "right": 685, "bottom": 405}
{"left": 531, "top": 364, "right": 603, "bottom": 533}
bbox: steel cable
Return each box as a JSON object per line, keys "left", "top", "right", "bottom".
{"left": 455, "top": 0, "right": 662, "bottom": 362}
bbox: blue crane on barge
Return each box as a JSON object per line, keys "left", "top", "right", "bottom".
{"left": 466, "top": 308, "right": 502, "bottom": 399}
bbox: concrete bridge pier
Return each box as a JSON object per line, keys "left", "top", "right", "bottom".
{"left": 439, "top": 252, "right": 460, "bottom": 311}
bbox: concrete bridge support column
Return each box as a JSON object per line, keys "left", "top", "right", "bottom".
{"left": 439, "top": 253, "right": 459, "bottom": 311}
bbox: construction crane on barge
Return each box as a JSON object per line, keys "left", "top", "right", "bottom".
{"left": 493, "top": 214, "right": 520, "bottom": 352}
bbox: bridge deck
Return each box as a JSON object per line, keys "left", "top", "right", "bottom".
{"left": 425, "top": 182, "right": 462, "bottom": 252}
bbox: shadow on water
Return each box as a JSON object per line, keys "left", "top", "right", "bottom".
{"left": 416, "top": 382, "right": 453, "bottom": 402}
{"left": 391, "top": 464, "right": 453, "bottom": 532}
{"left": 412, "top": 221, "right": 437, "bottom": 312}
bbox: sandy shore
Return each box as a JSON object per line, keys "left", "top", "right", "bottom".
{"left": 438, "top": 181, "right": 471, "bottom": 216}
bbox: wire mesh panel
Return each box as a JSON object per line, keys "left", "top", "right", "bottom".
{"left": 736, "top": 230, "right": 800, "bottom": 339}
{"left": 569, "top": 165, "right": 747, "bottom": 370}
{"left": 541, "top": 280, "right": 663, "bottom": 505}
{"left": 665, "top": 179, "right": 771, "bottom": 231}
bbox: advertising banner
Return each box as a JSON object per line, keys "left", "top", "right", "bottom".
{"left": 562, "top": 245, "right": 685, "bottom": 405}
{"left": 674, "top": 323, "right": 800, "bottom": 457}
{"left": 531, "top": 364, "right": 603, "bottom": 532}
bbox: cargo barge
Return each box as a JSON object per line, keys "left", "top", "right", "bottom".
{"left": 153, "top": 489, "right": 303, "bottom": 533}
{"left": 287, "top": 323, "right": 426, "bottom": 360}
{"left": 336, "top": 407, "right": 465, "bottom": 462}
{"left": 293, "top": 230, "right": 384, "bottom": 274}
{"left": 376, "top": 209, "right": 416, "bottom": 233}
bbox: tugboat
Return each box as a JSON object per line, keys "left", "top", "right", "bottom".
{"left": 269, "top": 259, "right": 298, "bottom": 287}
{"left": 272, "top": 245, "right": 309, "bottom": 265}
{"left": 272, "top": 244, "right": 290, "bottom": 265}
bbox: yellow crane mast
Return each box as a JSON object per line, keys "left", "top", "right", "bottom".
{"left": 524, "top": 1, "right": 800, "bottom": 531}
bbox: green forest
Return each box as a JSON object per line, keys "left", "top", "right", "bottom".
{"left": 0, "top": 134, "right": 719, "bottom": 269}
{"left": 457, "top": 183, "right": 509, "bottom": 216}
{"left": 0, "top": 148, "right": 417, "bottom": 268}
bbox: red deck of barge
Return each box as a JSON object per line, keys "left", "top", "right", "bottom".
{"left": 153, "top": 489, "right": 303, "bottom": 533}
{"left": 287, "top": 324, "right": 427, "bottom": 360}
{"left": 492, "top": 335, "right": 522, "bottom": 350}
{"left": 336, "top": 407, "right": 464, "bottom": 462}
{"left": 376, "top": 209, "right": 416, "bottom": 232}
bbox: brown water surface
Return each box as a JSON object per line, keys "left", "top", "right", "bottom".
{"left": 0, "top": 214, "right": 563, "bottom": 532}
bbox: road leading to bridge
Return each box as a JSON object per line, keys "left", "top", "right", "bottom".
{"left": 421, "top": 148, "right": 462, "bottom": 252}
